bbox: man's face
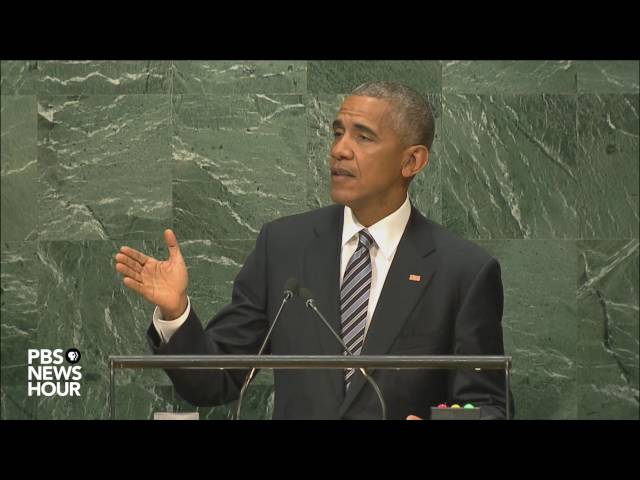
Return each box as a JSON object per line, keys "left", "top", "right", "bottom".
{"left": 329, "top": 95, "right": 408, "bottom": 209}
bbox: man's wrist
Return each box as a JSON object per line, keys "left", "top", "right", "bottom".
{"left": 160, "top": 296, "right": 188, "bottom": 320}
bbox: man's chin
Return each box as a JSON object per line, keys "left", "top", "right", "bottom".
{"left": 330, "top": 189, "right": 354, "bottom": 207}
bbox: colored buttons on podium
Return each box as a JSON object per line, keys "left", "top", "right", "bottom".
{"left": 430, "top": 403, "right": 481, "bottom": 420}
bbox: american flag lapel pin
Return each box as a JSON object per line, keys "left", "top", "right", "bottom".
{"left": 409, "top": 274, "right": 421, "bottom": 282}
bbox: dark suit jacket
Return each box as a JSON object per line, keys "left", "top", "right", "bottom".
{"left": 148, "top": 203, "right": 513, "bottom": 419}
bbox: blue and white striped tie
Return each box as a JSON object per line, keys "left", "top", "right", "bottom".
{"left": 340, "top": 229, "right": 374, "bottom": 388}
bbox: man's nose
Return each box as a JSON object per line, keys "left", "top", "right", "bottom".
{"left": 330, "top": 135, "right": 354, "bottom": 161}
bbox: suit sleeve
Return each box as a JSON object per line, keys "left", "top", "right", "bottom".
{"left": 449, "top": 257, "right": 514, "bottom": 419}
{"left": 146, "top": 224, "right": 271, "bottom": 407}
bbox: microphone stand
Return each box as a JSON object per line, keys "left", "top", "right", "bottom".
{"left": 235, "top": 290, "right": 293, "bottom": 420}
{"left": 305, "top": 298, "right": 387, "bottom": 420}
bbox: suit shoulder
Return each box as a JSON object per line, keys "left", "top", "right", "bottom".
{"left": 421, "top": 217, "right": 498, "bottom": 270}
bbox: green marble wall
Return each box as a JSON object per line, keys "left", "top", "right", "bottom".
{"left": 1, "top": 60, "right": 638, "bottom": 420}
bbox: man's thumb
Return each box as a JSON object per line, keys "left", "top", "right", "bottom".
{"left": 164, "top": 229, "right": 181, "bottom": 258}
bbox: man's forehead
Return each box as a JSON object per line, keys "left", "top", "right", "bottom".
{"left": 336, "top": 95, "right": 392, "bottom": 123}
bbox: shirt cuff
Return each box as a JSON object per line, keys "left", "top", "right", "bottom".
{"left": 152, "top": 296, "right": 191, "bottom": 344}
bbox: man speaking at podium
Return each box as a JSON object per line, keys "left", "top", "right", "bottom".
{"left": 114, "top": 81, "right": 511, "bottom": 420}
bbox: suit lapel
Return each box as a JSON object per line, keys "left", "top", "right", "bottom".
{"left": 339, "top": 206, "right": 438, "bottom": 418}
{"left": 302, "top": 205, "right": 345, "bottom": 403}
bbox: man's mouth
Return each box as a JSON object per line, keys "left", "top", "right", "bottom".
{"left": 331, "top": 168, "right": 355, "bottom": 178}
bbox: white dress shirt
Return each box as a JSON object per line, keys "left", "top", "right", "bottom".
{"left": 153, "top": 195, "right": 412, "bottom": 344}
{"left": 339, "top": 194, "right": 411, "bottom": 335}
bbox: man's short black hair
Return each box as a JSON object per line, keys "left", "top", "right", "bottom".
{"left": 351, "top": 81, "right": 435, "bottom": 151}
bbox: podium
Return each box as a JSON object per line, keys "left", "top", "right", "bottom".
{"left": 108, "top": 355, "right": 512, "bottom": 420}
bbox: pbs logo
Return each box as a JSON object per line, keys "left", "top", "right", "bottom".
{"left": 65, "top": 348, "right": 81, "bottom": 364}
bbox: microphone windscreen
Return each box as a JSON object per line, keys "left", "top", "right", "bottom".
{"left": 299, "top": 287, "right": 314, "bottom": 303}
{"left": 284, "top": 278, "right": 300, "bottom": 296}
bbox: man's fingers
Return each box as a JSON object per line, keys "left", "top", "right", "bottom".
{"left": 115, "top": 262, "right": 142, "bottom": 283}
{"left": 115, "top": 253, "right": 143, "bottom": 273}
{"left": 122, "top": 276, "right": 144, "bottom": 296}
{"left": 163, "top": 229, "right": 181, "bottom": 259}
{"left": 406, "top": 415, "right": 422, "bottom": 420}
{"left": 119, "top": 246, "right": 149, "bottom": 266}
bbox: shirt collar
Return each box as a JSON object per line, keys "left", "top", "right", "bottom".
{"left": 341, "top": 194, "right": 412, "bottom": 261}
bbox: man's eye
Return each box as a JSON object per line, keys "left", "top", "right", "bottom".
{"left": 333, "top": 131, "right": 343, "bottom": 138}
{"left": 358, "top": 134, "right": 371, "bottom": 141}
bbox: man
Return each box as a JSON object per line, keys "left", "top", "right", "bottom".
{"left": 114, "top": 81, "right": 512, "bottom": 420}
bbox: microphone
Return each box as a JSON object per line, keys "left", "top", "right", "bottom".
{"left": 235, "top": 278, "right": 299, "bottom": 420}
{"left": 299, "top": 287, "right": 387, "bottom": 420}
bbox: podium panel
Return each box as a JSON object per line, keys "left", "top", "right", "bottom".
{"left": 108, "top": 355, "right": 512, "bottom": 420}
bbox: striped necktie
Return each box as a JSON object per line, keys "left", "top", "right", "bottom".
{"left": 340, "top": 229, "right": 374, "bottom": 388}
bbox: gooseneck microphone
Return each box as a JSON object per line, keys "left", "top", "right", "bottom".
{"left": 299, "top": 287, "right": 387, "bottom": 420}
{"left": 235, "top": 278, "right": 299, "bottom": 420}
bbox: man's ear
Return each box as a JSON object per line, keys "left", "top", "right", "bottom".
{"left": 401, "top": 145, "right": 429, "bottom": 180}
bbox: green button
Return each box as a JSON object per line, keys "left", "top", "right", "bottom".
{"left": 463, "top": 403, "right": 474, "bottom": 409}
